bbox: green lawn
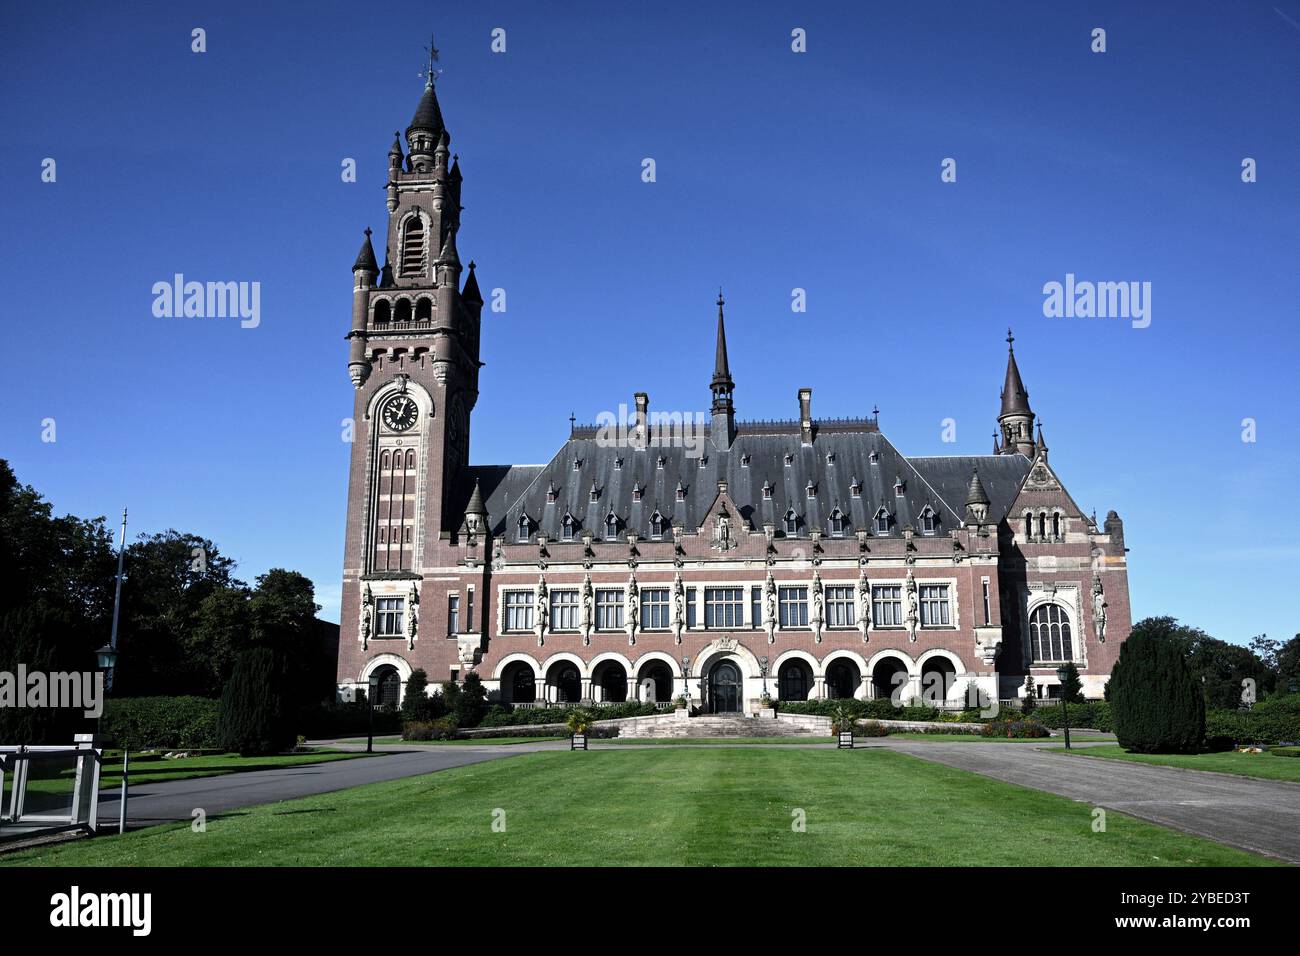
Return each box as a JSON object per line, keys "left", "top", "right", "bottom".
{"left": 373, "top": 736, "right": 566, "bottom": 746}
{"left": 600, "top": 737, "right": 834, "bottom": 745}
{"left": 888, "top": 733, "right": 1113, "bottom": 743}
{"left": 1053, "top": 745, "right": 1300, "bottom": 783}
{"left": 3, "top": 748, "right": 1276, "bottom": 867}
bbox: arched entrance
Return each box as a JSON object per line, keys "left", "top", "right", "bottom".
{"left": 592, "top": 661, "right": 628, "bottom": 703}
{"left": 501, "top": 661, "right": 536, "bottom": 704}
{"left": 871, "top": 657, "right": 909, "bottom": 703}
{"left": 371, "top": 664, "right": 401, "bottom": 708}
{"left": 637, "top": 661, "right": 674, "bottom": 702}
{"left": 707, "top": 661, "right": 742, "bottom": 713}
{"left": 778, "top": 659, "right": 813, "bottom": 702}
{"left": 546, "top": 661, "right": 582, "bottom": 703}
{"left": 920, "top": 656, "right": 957, "bottom": 706}
{"left": 826, "top": 659, "right": 861, "bottom": 699}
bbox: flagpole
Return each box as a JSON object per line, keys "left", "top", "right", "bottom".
{"left": 107, "top": 507, "right": 127, "bottom": 692}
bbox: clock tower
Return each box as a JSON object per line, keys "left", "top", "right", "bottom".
{"left": 337, "top": 55, "right": 486, "bottom": 694}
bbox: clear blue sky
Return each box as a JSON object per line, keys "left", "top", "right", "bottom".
{"left": 2, "top": 1, "right": 1297, "bottom": 644}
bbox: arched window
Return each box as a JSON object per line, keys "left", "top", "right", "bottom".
{"left": 401, "top": 216, "right": 425, "bottom": 275}
{"left": 650, "top": 511, "right": 664, "bottom": 539}
{"left": 414, "top": 297, "right": 432, "bottom": 323}
{"left": 829, "top": 509, "right": 846, "bottom": 537}
{"left": 373, "top": 299, "right": 391, "bottom": 324}
{"left": 1029, "top": 603, "right": 1073, "bottom": 663}
{"left": 517, "top": 514, "right": 530, "bottom": 542}
{"left": 605, "top": 512, "right": 619, "bottom": 539}
{"left": 561, "top": 513, "right": 575, "bottom": 541}
{"left": 875, "top": 508, "right": 890, "bottom": 534}
{"left": 509, "top": 667, "right": 536, "bottom": 704}
{"left": 778, "top": 661, "right": 811, "bottom": 702}
{"left": 1037, "top": 512, "right": 1047, "bottom": 539}
{"left": 784, "top": 510, "right": 798, "bottom": 535}
{"left": 1052, "top": 513, "right": 1062, "bottom": 538}
{"left": 371, "top": 665, "right": 401, "bottom": 709}
{"left": 919, "top": 506, "right": 937, "bottom": 534}
{"left": 1024, "top": 513, "right": 1033, "bottom": 540}
{"left": 394, "top": 298, "right": 412, "bottom": 324}
{"left": 373, "top": 442, "right": 416, "bottom": 571}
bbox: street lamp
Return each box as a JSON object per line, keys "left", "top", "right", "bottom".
{"left": 760, "top": 656, "right": 770, "bottom": 698}
{"left": 95, "top": 644, "right": 118, "bottom": 693}
{"left": 681, "top": 655, "right": 691, "bottom": 706}
{"left": 366, "top": 673, "right": 381, "bottom": 753}
{"left": 1055, "top": 665, "right": 1072, "bottom": 750}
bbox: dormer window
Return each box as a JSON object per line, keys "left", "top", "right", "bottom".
{"left": 605, "top": 512, "right": 619, "bottom": 539}
{"left": 561, "top": 513, "right": 576, "bottom": 541}
{"left": 806, "top": 481, "right": 816, "bottom": 499}
{"left": 762, "top": 481, "right": 773, "bottom": 500}
{"left": 893, "top": 478, "right": 905, "bottom": 496}
{"left": 657, "top": 456, "right": 666, "bottom": 470}
{"left": 698, "top": 456, "right": 708, "bottom": 470}
{"left": 850, "top": 477, "right": 861, "bottom": 497}
{"left": 613, "top": 457, "right": 622, "bottom": 471}
{"left": 589, "top": 483, "right": 600, "bottom": 503}
{"left": 874, "top": 508, "right": 890, "bottom": 534}
{"left": 546, "top": 482, "right": 558, "bottom": 503}
{"left": 740, "top": 455, "right": 750, "bottom": 467}
{"left": 869, "top": 451, "right": 879, "bottom": 464}
{"left": 825, "top": 453, "right": 835, "bottom": 464}
{"left": 920, "top": 506, "right": 937, "bottom": 535}
{"left": 784, "top": 510, "right": 798, "bottom": 535}
{"left": 829, "top": 509, "right": 846, "bottom": 537}
{"left": 572, "top": 459, "right": 582, "bottom": 472}
{"left": 517, "top": 514, "right": 531, "bottom": 542}
{"left": 784, "top": 454, "right": 793, "bottom": 467}
{"left": 676, "top": 483, "right": 686, "bottom": 501}
{"left": 632, "top": 483, "right": 643, "bottom": 502}
{"left": 650, "top": 511, "right": 665, "bottom": 539}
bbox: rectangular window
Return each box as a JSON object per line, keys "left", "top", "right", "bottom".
{"left": 595, "top": 589, "right": 624, "bottom": 630}
{"left": 467, "top": 588, "right": 475, "bottom": 633}
{"left": 640, "top": 588, "right": 670, "bottom": 630}
{"left": 825, "top": 585, "right": 856, "bottom": 628}
{"left": 751, "top": 586, "right": 762, "bottom": 628}
{"left": 778, "top": 587, "right": 809, "bottom": 628}
{"left": 447, "top": 594, "right": 460, "bottom": 635}
{"left": 919, "top": 585, "right": 951, "bottom": 627}
{"left": 550, "top": 589, "right": 579, "bottom": 631}
{"left": 872, "top": 585, "right": 902, "bottom": 628}
{"left": 375, "top": 597, "right": 404, "bottom": 637}
{"left": 704, "top": 587, "right": 744, "bottom": 629}
{"left": 981, "top": 578, "right": 990, "bottom": 626}
{"left": 686, "top": 588, "right": 697, "bottom": 628}
{"left": 504, "top": 591, "right": 533, "bottom": 632}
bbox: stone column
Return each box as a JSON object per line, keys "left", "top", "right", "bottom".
{"left": 813, "top": 676, "right": 826, "bottom": 700}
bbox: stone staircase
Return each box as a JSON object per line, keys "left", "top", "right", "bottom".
{"left": 607, "top": 712, "right": 833, "bottom": 739}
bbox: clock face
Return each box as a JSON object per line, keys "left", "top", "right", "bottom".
{"left": 382, "top": 395, "right": 418, "bottom": 432}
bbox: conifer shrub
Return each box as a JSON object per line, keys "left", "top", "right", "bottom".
{"left": 1109, "top": 618, "right": 1205, "bottom": 753}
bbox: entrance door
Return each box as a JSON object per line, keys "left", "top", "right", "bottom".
{"left": 709, "top": 661, "right": 742, "bottom": 713}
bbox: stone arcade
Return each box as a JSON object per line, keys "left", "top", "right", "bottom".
{"left": 335, "top": 69, "right": 1133, "bottom": 714}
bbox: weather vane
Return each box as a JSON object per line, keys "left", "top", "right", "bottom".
{"left": 421, "top": 33, "right": 442, "bottom": 87}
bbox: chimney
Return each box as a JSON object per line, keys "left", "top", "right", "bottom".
{"left": 633, "top": 392, "right": 649, "bottom": 446}
{"left": 798, "top": 388, "right": 813, "bottom": 444}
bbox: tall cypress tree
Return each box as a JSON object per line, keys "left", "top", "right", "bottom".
{"left": 1110, "top": 617, "right": 1205, "bottom": 753}
{"left": 218, "top": 647, "right": 294, "bottom": 756}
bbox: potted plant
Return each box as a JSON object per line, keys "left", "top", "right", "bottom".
{"left": 829, "top": 702, "right": 858, "bottom": 744}
{"left": 567, "top": 707, "right": 593, "bottom": 750}
{"left": 758, "top": 692, "right": 775, "bottom": 719}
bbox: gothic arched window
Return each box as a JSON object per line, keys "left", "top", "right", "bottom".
{"left": 919, "top": 506, "right": 937, "bottom": 535}
{"left": 875, "top": 508, "right": 890, "bottom": 534}
{"left": 605, "top": 512, "right": 619, "bottom": 539}
{"left": 784, "top": 510, "right": 798, "bottom": 535}
{"left": 650, "top": 511, "right": 664, "bottom": 539}
{"left": 561, "top": 513, "right": 575, "bottom": 541}
{"left": 1029, "top": 603, "right": 1073, "bottom": 663}
{"left": 517, "top": 514, "right": 530, "bottom": 543}
{"left": 829, "top": 509, "right": 846, "bottom": 537}
{"left": 401, "top": 216, "right": 425, "bottom": 275}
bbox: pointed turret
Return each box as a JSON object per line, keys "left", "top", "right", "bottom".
{"left": 437, "top": 226, "right": 459, "bottom": 265}
{"left": 965, "top": 467, "right": 991, "bottom": 524}
{"left": 461, "top": 260, "right": 483, "bottom": 304}
{"left": 710, "top": 291, "right": 736, "bottom": 449}
{"left": 466, "top": 479, "right": 486, "bottom": 518}
{"left": 352, "top": 228, "right": 379, "bottom": 275}
{"left": 1036, "top": 422, "right": 1049, "bottom": 460}
{"left": 405, "top": 76, "right": 447, "bottom": 173}
{"left": 997, "top": 328, "right": 1037, "bottom": 457}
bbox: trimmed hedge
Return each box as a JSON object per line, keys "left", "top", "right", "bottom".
{"left": 298, "top": 701, "right": 402, "bottom": 739}
{"left": 1204, "top": 694, "right": 1300, "bottom": 746}
{"left": 981, "top": 720, "right": 1050, "bottom": 739}
{"left": 100, "top": 696, "right": 221, "bottom": 750}
{"left": 402, "top": 718, "right": 458, "bottom": 741}
{"left": 1031, "top": 700, "right": 1112, "bottom": 732}
{"left": 476, "top": 701, "right": 658, "bottom": 727}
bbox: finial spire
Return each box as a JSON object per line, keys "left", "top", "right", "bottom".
{"left": 423, "top": 33, "right": 441, "bottom": 88}
{"left": 1006, "top": 327, "right": 1015, "bottom": 350}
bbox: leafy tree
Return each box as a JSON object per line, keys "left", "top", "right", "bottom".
{"left": 218, "top": 648, "right": 294, "bottom": 756}
{"left": 1058, "top": 661, "right": 1084, "bottom": 704}
{"left": 1159, "top": 618, "right": 1273, "bottom": 708}
{"left": 1275, "top": 635, "right": 1300, "bottom": 695}
{"left": 0, "top": 607, "right": 91, "bottom": 744}
{"left": 1021, "top": 674, "right": 1036, "bottom": 715}
{"left": 402, "top": 668, "right": 430, "bottom": 722}
{"left": 185, "top": 585, "right": 252, "bottom": 697}
{"left": 454, "top": 673, "right": 487, "bottom": 728}
{"left": 1109, "top": 617, "right": 1205, "bottom": 754}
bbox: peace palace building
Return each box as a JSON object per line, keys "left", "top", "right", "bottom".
{"left": 336, "top": 73, "right": 1133, "bottom": 713}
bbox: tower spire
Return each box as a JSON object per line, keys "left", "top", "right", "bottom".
{"left": 998, "top": 327, "right": 1036, "bottom": 456}
{"left": 710, "top": 290, "right": 735, "bottom": 449}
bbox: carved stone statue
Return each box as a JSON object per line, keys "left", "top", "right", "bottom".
{"left": 671, "top": 573, "right": 685, "bottom": 644}
{"left": 856, "top": 572, "right": 871, "bottom": 641}
{"left": 763, "top": 572, "right": 777, "bottom": 644}
{"left": 405, "top": 582, "right": 419, "bottom": 650}
{"left": 904, "top": 571, "right": 918, "bottom": 643}
{"left": 580, "top": 574, "right": 593, "bottom": 646}
{"left": 359, "top": 583, "right": 373, "bottom": 650}
{"left": 1092, "top": 574, "right": 1108, "bottom": 642}
{"left": 533, "top": 574, "right": 548, "bottom": 646}
{"left": 625, "top": 573, "right": 639, "bottom": 646}
{"left": 491, "top": 538, "right": 504, "bottom": 571}
{"left": 810, "top": 571, "right": 825, "bottom": 644}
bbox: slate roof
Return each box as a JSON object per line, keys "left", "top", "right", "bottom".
{"left": 407, "top": 82, "right": 445, "bottom": 137}
{"left": 464, "top": 426, "right": 1031, "bottom": 541}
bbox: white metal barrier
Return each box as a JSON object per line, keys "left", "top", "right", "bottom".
{"left": 0, "top": 734, "right": 102, "bottom": 840}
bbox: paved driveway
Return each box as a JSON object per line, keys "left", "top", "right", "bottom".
{"left": 880, "top": 739, "right": 1300, "bottom": 864}
{"left": 98, "top": 741, "right": 560, "bottom": 828}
